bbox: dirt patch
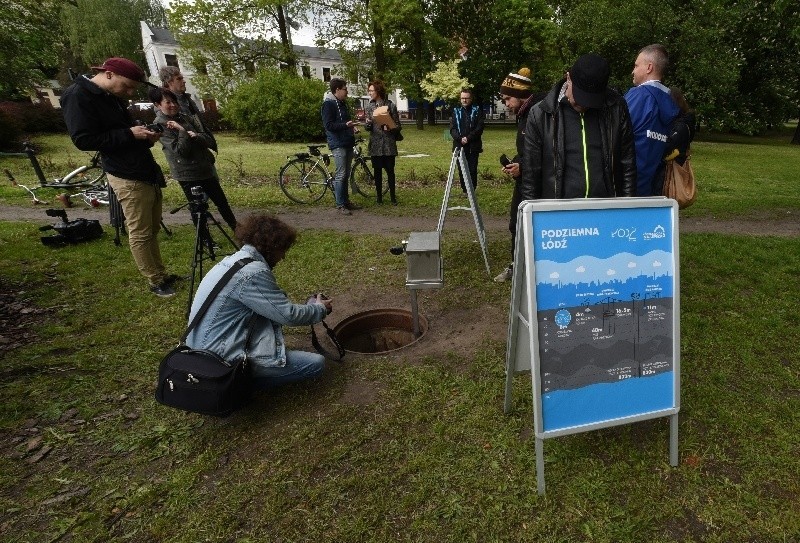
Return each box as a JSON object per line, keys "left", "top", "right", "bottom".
{"left": 0, "top": 278, "right": 53, "bottom": 362}
{"left": 1, "top": 203, "right": 798, "bottom": 237}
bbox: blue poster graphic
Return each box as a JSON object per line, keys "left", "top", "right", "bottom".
{"left": 531, "top": 206, "right": 676, "bottom": 432}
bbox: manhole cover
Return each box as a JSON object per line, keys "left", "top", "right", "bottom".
{"left": 333, "top": 308, "right": 428, "bottom": 354}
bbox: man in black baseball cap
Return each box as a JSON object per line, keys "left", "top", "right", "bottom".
{"left": 519, "top": 53, "right": 637, "bottom": 201}
{"left": 61, "top": 58, "right": 179, "bottom": 298}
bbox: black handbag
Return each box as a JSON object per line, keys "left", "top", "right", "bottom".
{"left": 155, "top": 257, "right": 255, "bottom": 416}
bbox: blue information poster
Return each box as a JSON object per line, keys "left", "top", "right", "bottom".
{"left": 504, "top": 199, "right": 680, "bottom": 492}
{"left": 514, "top": 201, "right": 679, "bottom": 435}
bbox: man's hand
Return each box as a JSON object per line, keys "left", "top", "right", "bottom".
{"left": 315, "top": 294, "right": 333, "bottom": 314}
{"left": 460, "top": 136, "right": 469, "bottom": 145}
{"left": 130, "top": 125, "right": 161, "bottom": 143}
{"left": 503, "top": 163, "right": 520, "bottom": 177}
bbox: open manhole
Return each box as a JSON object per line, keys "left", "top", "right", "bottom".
{"left": 333, "top": 308, "right": 428, "bottom": 354}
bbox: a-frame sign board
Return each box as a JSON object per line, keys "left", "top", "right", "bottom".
{"left": 504, "top": 198, "right": 681, "bottom": 495}
{"left": 437, "top": 148, "right": 491, "bottom": 277}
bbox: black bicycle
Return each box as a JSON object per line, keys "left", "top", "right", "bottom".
{"left": 278, "top": 138, "right": 386, "bottom": 204}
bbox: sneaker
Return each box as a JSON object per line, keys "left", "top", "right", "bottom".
{"left": 164, "top": 274, "right": 188, "bottom": 285}
{"left": 494, "top": 266, "right": 513, "bottom": 283}
{"left": 337, "top": 206, "right": 352, "bottom": 216}
{"left": 345, "top": 201, "right": 362, "bottom": 210}
{"left": 150, "top": 282, "right": 176, "bottom": 297}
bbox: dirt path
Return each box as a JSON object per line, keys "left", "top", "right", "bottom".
{"left": 1, "top": 203, "right": 798, "bottom": 237}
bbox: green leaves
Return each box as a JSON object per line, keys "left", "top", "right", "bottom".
{"left": 224, "top": 69, "right": 327, "bottom": 141}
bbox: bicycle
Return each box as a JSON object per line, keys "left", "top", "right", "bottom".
{"left": 278, "top": 137, "right": 386, "bottom": 204}
{"left": 2, "top": 141, "right": 108, "bottom": 207}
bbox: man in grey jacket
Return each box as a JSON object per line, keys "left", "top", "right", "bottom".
{"left": 158, "top": 66, "right": 202, "bottom": 116}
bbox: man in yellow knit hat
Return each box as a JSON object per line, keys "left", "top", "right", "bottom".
{"left": 494, "top": 68, "right": 545, "bottom": 282}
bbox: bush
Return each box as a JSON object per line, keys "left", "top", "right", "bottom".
{"left": 0, "top": 106, "right": 24, "bottom": 149}
{"left": 223, "top": 70, "right": 327, "bottom": 142}
{"left": 0, "top": 101, "right": 66, "bottom": 138}
{"left": 197, "top": 108, "right": 231, "bottom": 132}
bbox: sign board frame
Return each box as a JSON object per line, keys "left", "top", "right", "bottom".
{"left": 504, "top": 198, "right": 680, "bottom": 494}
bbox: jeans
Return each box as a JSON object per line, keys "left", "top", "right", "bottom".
{"left": 107, "top": 174, "right": 167, "bottom": 286}
{"left": 331, "top": 147, "right": 353, "bottom": 207}
{"left": 251, "top": 350, "right": 325, "bottom": 389}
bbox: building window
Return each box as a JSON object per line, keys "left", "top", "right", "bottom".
{"left": 165, "top": 54, "right": 179, "bottom": 67}
{"left": 323, "top": 67, "right": 331, "bottom": 82}
{"left": 302, "top": 65, "right": 311, "bottom": 79}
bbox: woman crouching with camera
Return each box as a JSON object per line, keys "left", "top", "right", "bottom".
{"left": 186, "top": 214, "right": 333, "bottom": 389}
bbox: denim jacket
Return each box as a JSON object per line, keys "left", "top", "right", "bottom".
{"left": 185, "top": 245, "right": 327, "bottom": 369}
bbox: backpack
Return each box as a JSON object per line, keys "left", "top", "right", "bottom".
{"left": 40, "top": 209, "right": 103, "bottom": 246}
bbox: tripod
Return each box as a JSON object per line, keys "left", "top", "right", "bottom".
{"left": 171, "top": 189, "right": 239, "bottom": 316}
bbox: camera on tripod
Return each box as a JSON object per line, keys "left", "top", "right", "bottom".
{"left": 188, "top": 186, "right": 210, "bottom": 213}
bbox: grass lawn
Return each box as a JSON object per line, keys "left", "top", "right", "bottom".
{"left": 0, "top": 125, "right": 798, "bottom": 542}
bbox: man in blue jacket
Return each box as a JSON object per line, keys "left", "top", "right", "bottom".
{"left": 624, "top": 44, "right": 680, "bottom": 196}
{"left": 321, "top": 78, "right": 362, "bottom": 215}
{"left": 449, "top": 88, "right": 485, "bottom": 194}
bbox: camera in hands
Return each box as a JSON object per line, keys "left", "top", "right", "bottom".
{"left": 306, "top": 293, "right": 332, "bottom": 314}
{"left": 144, "top": 122, "right": 164, "bottom": 133}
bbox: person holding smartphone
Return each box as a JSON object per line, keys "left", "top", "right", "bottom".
{"left": 495, "top": 68, "right": 542, "bottom": 282}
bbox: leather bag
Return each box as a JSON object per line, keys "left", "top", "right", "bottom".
{"left": 155, "top": 257, "right": 255, "bottom": 416}
{"left": 663, "top": 153, "right": 697, "bottom": 209}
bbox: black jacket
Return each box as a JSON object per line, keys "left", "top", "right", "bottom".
{"left": 450, "top": 104, "right": 485, "bottom": 153}
{"left": 521, "top": 79, "right": 637, "bottom": 200}
{"left": 60, "top": 76, "right": 163, "bottom": 184}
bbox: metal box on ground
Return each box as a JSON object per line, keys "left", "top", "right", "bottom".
{"left": 405, "top": 231, "right": 442, "bottom": 288}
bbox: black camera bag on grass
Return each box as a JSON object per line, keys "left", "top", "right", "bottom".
{"left": 156, "top": 257, "right": 254, "bottom": 416}
{"left": 40, "top": 209, "right": 103, "bottom": 246}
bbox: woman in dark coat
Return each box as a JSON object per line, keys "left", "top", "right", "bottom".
{"left": 148, "top": 87, "right": 237, "bottom": 230}
{"left": 364, "top": 80, "right": 401, "bottom": 204}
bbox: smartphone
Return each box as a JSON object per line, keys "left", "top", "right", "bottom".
{"left": 500, "top": 154, "right": 511, "bottom": 167}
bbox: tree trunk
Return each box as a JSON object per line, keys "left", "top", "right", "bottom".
{"left": 427, "top": 102, "right": 437, "bottom": 125}
{"left": 413, "top": 33, "right": 424, "bottom": 130}
{"left": 372, "top": 22, "right": 386, "bottom": 79}
{"left": 792, "top": 116, "right": 800, "bottom": 144}
{"left": 276, "top": 5, "right": 297, "bottom": 73}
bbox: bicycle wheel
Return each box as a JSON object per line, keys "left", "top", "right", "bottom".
{"left": 279, "top": 158, "right": 328, "bottom": 204}
{"left": 350, "top": 158, "right": 388, "bottom": 198}
{"left": 60, "top": 166, "right": 106, "bottom": 188}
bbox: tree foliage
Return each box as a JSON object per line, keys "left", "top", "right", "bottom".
{"left": 0, "top": 0, "right": 63, "bottom": 99}
{"left": 429, "top": 0, "right": 557, "bottom": 103}
{"left": 167, "top": 0, "right": 308, "bottom": 103}
{"left": 420, "top": 60, "right": 470, "bottom": 103}
{"left": 61, "top": 0, "right": 166, "bottom": 69}
{"left": 224, "top": 69, "right": 326, "bottom": 141}
{"left": 552, "top": 0, "right": 800, "bottom": 134}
